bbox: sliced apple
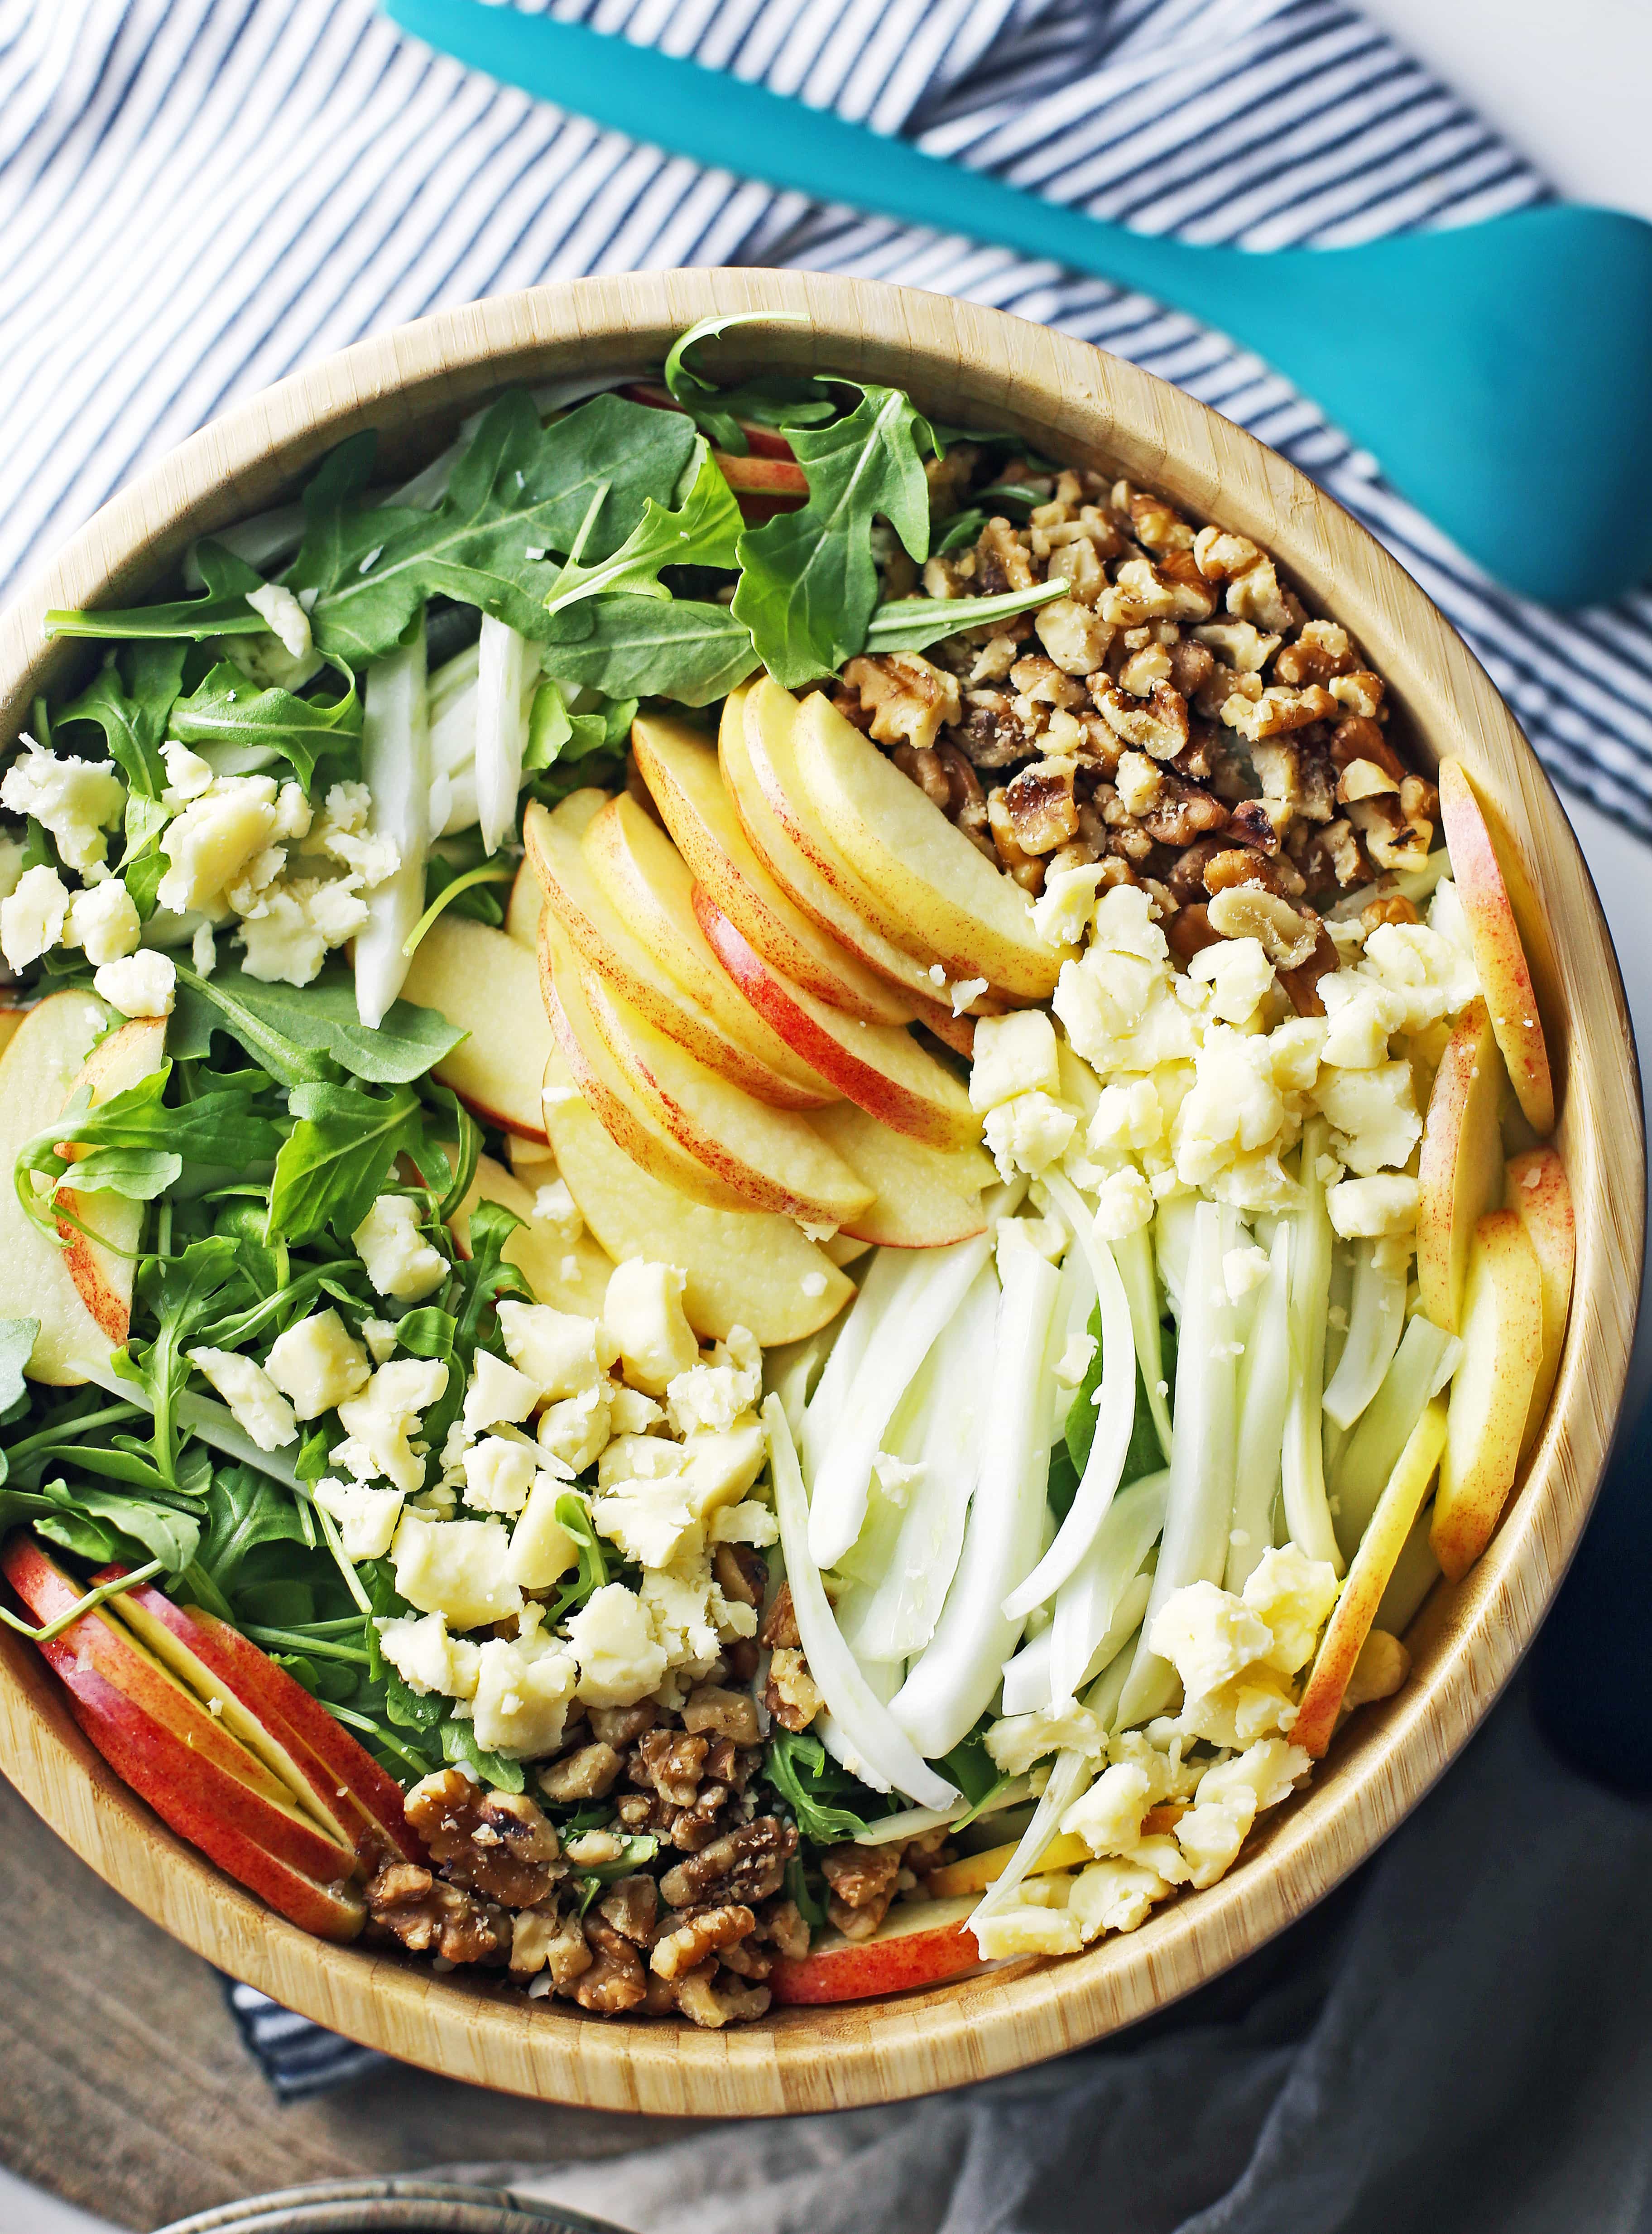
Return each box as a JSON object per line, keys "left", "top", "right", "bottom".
{"left": 4, "top": 1538, "right": 362, "bottom": 1890}
{"left": 542, "top": 1052, "right": 853, "bottom": 1344}
{"left": 1294, "top": 1396, "right": 1448, "bottom": 1757}
{"left": 926, "top": 1832, "right": 1090, "bottom": 1902}
{"left": 540, "top": 919, "right": 749, "bottom": 1212}
{"left": 693, "top": 890, "right": 980, "bottom": 1150}
{"left": 783, "top": 682, "right": 1067, "bottom": 1000}
{"left": 0, "top": 1006, "right": 27, "bottom": 1058}
{"left": 53, "top": 1013, "right": 169, "bottom": 1350}
{"left": 806, "top": 1102, "right": 991, "bottom": 1248}
{"left": 1503, "top": 1146, "right": 1575, "bottom": 1457}
{"left": 523, "top": 798, "right": 831, "bottom": 1110}
{"left": 1438, "top": 759, "right": 1554, "bottom": 1135}
{"left": 726, "top": 688, "right": 990, "bottom": 1043}
{"left": 98, "top": 1570, "right": 422, "bottom": 1868}
{"left": 632, "top": 704, "right": 917, "bottom": 1026}
{"left": 447, "top": 1150, "right": 612, "bottom": 1318}
{"left": 578, "top": 964, "right": 874, "bottom": 1227}
{"left": 1429, "top": 1209, "right": 1544, "bottom": 1581}
{"left": 1417, "top": 998, "right": 1507, "bottom": 1332}
{"left": 505, "top": 791, "right": 613, "bottom": 951}
{"left": 769, "top": 1892, "right": 989, "bottom": 2005}
{"left": 581, "top": 791, "right": 850, "bottom": 1096}
{"left": 400, "top": 913, "right": 552, "bottom": 1143}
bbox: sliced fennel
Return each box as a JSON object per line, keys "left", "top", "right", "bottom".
{"left": 1006, "top": 1555, "right": 1156, "bottom": 1717}
{"left": 806, "top": 1232, "right": 993, "bottom": 1572}
{"left": 842, "top": 1267, "right": 998, "bottom": 1665}
{"left": 1280, "top": 1119, "right": 1345, "bottom": 1574}
{"left": 1323, "top": 1238, "right": 1409, "bottom": 1431}
{"left": 1114, "top": 1222, "right": 1172, "bottom": 1462}
{"left": 474, "top": 616, "right": 534, "bottom": 852}
{"left": 851, "top": 1778, "right": 1033, "bottom": 1847}
{"left": 889, "top": 1237, "right": 1061, "bottom": 1760}
{"left": 1226, "top": 1222, "right": 1292, "bottom": 1591}
{"left": 800, "top": 1248, "right": 902, "bottom": 1483}
{"left": 1335, "top": 1313, "right": 1462, "bottom": 1556}
{"left": 1154, "top": 1194, "right": 1199, "bottom": 1320}
{"left": 1045, "top": 1467, "right": 1167, "bottom": 1707}
{"left": 1116, "top": 1201, "right": 1239, "bottom": 1728}
{"left": 355, "top": 619, "right": 431, "bottom": 1028}
{"left": 764, "top": 1397, "right": 956, "bottom": 1810}
{"left": 765, "top": 1321, "right": 842, "bottom": 1448}
{"left": 1005, "top": 1172, "right": 1138, "bottom": 1618}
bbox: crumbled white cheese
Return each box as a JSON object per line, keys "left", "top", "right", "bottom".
{"left": 462, "top": 1348, "right": 540, "bottom": 1435}
{"left": 1326, "top": 1174, "right": 1419, "bottom": 1239}
{"left": 1030, "top": 862, "right": 1108, "bottom": 948}
{"left": 159, "top": 741, "right": 215, "bottom": 808}
{"left": 506, "top": 1475, "right": 581, "bottom": 1589}
{"left": 1187, "top": 934, "right": 1274, "bottom": 1025}
{"left": 313, "top": 1476, "right": 404, "bottom": 1561}
{"left": 0, "top": 749, "right": 125, "bottom": 872}
{"left": 472, "top": 1630, "right": 578, "bottom": 1757}
{"left": 352, "top": 1194, "right": 447, "bottom": 1302}
{"left": 985, "top": 1703, "right": 1105, "bottom": 1777}
{"left": 974, "top": 1904, "right": 1082, "bottom": 1959}
{"left": 708, "top": 1499, "right": 779, "bottom": 1546}
{"left": 1060, "top": 1762, "right": 1153, "bottom": 1858}
{"left": 1314, "top": 1060, "right": 1421, "bottom": 1176}
{"left": 603, "top": 1260, "right": 699, "bottom": 1395}
{"left": 530, "top": 1178, "right": 584, "bottom": 1243}
{"left": 376, "top": 1608, "right": 481, "bottom": 1700}
{"left": 361, "top": 1317, "right": 399, "bottom": 1365}
{"left": 461, "top": 1434, "right": 538, "bottom": 1515}
{"left": 566, "top": 1582, "right": 668, "bottom": 1706}
{"left": 0, "top": 863, "right": 69, "bottom": 968}
{"left": 63, "top": 879, "right": 140, "bottom": 966}
{"left": 335, "top": 1357, "right": 449, "bottom": 1494}
{"left": 245, "top": 581, "right": 314, "bottom": 661}
{"left": 1242, "top": 1543, "right": 1340, "bottom": 1676}
{"left": 984, "top": 1089, "right": 1076, "bottom": 1179}
{"left": 664, "top": 1326, "right": 761, "bottom": 1439}
{"left": 392, "top": 1512, "right": 523, "bottom": 1631}
{"left": 969, "top": 1010, "right": 1062, "bottom": 1112}
{"left": 264, "top": 1309, "right": 371, "bottom": 1420}
{"left": 536, "top": 1383, "right": 612, "bottom": 1475}
{"left": 185, "top": 1347, "right": 297, "bottom": 1451}
{"left": 156, "top": 776, "right": 280, "bottom": 915}
{"left": 94, "top": 948, "right": 175, "bottom": 1018}
{"left": 1091, "top": 1164, "right": 1155, "bottom": 1241}
{"left": 496, "top": 1301, "right": 607, "bottom": 1401}
{"left": 1222, "top": 1243, "right": 1273, "bottom": 1302}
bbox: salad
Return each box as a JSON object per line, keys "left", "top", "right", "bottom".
{"left": 0, "top": 317, "right": 1573, "bottom": 2028}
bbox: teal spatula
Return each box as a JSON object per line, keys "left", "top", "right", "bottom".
{"left": 384, "top": 0, "right": 1652, "bottom": 611}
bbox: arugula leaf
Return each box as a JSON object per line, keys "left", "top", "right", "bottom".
{"left": 172, "top": 962, "right": 466, "bottom": 1086}
{"left": 543, "top": 442, "right": 743, "bottom": 615}
{"left": 39, "top": 1480, "right": 200, "bottom": 1571}
{"left": 663, "top": 311, "right": 834, "bottom": 453}
{"left": 14, "top": 1068, "right": 281, "bottom": 1232}
{"left": 936, "top": 507, "right": 986, "bottom": 555}
{"left": 762, "top": 1728, "right": 884, "bottom": 1845}
{"left": 268, "top": 1083, "right": 437, "bottom": 1247}
{"left": 545, "top": 1492, "right": 609, "bottom": 1623}
{"left": 539, "top": 597, "right": 756, "bottom": 708}
{"left": 57, "top": 640, "right": 187, "bottom": 800}
{"left": 864, "top": 578, "right": 1068, "bottom": 654}
{"left": 1054, "top": 1305, "right": 1176, "bottom": 1517}
{"left": 289, "top": 393, "right": 697, "bottom": 664}
{"left": 124, "top": 1239, "right": 240, "bottom": 1490}
{"left": 169, "top": 659, "right": 361, "bottom": 789}
{"left": 45, "top": 543, "right": 267, "bottom": 643}
{"left": 731, "top": 386, "right": 936, "bottom": 685}
{"left": 439, "top": 1717, "right": 526, "bottom": 1793}
{"left": 193, "top": 1463, "right": 310, "bottom": 1603}
{"left": 524, "top": 680, "right": 638, "bottom": 770}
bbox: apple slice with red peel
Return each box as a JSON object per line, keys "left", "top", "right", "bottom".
{"left": 783, "top": 682, "right": 1068, "bottom": 1001}
{"left": 401, "top": 913, "right": 552, "bottom": 1143}
{"left": 96, "top": 1569, "right": 422, "bottom": 1869}
{"left": 55, "top": 1013, "right": 168, "bottom": 1349}
{"left": 581, "top": 791, "right": 850, "bottom": 1096}
{"left": 1294, "top": 1396, "right": 1448, "bottom": 1757}
{"left": 506, "top": 789, "right": 611, "bottom": 951}
{"left": 543, "top": 1049, "right": 851, "bottom": 1343}
{"left": 1438, "top": 759, "right": 1554, "bottom": 1136}
{"left": 4, "top": 1538, "right": 362, "bottom": 1887}
{"left": 448, "top": 1150, "right": 612, "bottom": 1318}
{"left": 711, "top": 451, "right": 808, "bottom": 499}
{"left": 523, "top": 798, "right": 831, "bottom": 1110}
{"left": 540, "top": 912, "right": 749, "bottom": 1212}
{"left": 577, "top": 963, "right": 874, "bottom": 1227}
{"left": 693, "top": 891, "right": 981, "bottom": 1150}
{"left": 769, "top": 1892, "right": 990, "bottom": 2005}
{"left": 1416, "top": 997, "right": 1507, "bottom": 1333}
{"left": 926, "top": 1832, "right": 1090, "bottom": 1902}
{"left": 807, "top": 1102, "right": 991, "bottom": 1248}
{"left": 1429, "top": 1208, "right": 1545, "bottom": 1581}
{"left": 633, "top": 704, "right": 916, "bottom": 1026}
{"left": 1503, "top": 1146, "right": 1574, "bottom": 1458}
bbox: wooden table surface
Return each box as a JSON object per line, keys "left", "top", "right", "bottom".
{"left": 0, "top": 1775, "right": 693, "bottom": 2233}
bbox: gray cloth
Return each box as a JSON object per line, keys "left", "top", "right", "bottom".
{"left": 481, "top": 1685, "right": 1652, "bottom": 2233}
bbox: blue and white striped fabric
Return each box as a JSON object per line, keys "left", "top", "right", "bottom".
{"left": 1, "top": 0, "right": 1646, "bottom": 2102}
{"left": 3, "top": 0, "right": 1652, "bottom": 843}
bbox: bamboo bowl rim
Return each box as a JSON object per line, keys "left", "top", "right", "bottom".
{"left": 0, "top": 270, "right": 1642, "bottom": 2119}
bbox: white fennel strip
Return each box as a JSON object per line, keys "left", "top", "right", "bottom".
{"left": 1114, "top": 1222, "right": 1172, "bottom": 1462}
{"left": 1280, "top": 1118, "right": 1345, "bottom": 1574}
{"left": 844, "top": 1267, "right": 998, "bottom": 1664}
{"left": 1045, "top": 1468, "right": 1168, "bottom": 1707}
{"left": 806, "top": 1232, "right": 993, "bottom": 1572}
{"left": 969, "top": 1745, "right": 1094, "bottom": 1930}
{"left": 764, "top": 1397, "right": 956, "bottom": 1810}
{"left": 889, "top": 1235, "right": 1061, "bottom": 1760}
{"left": 1323, "top": 1237, "right": 1409, "bottom": 1432}
{"left": 1005, "top": 1558, "right": 1155, "bottom": 1718}
{"left": 799, "top": 1247, "right": 905, "bottom": 1484}
{"left": 851, "top": 1778, "right": 1033, "bottom": 1846}
{"left": 1004, "top": 1173, "right": 1138, "bottom": 1619}
{"left": 1226, "top": 1222, "right": 1292, "bottom": 1592}
{"left": 355, "top": 619, "right": 431, "bottom": 1028}
{"left": 1116, "top": 1201, "right": 1240, "bottom": 1728}
{"left": 1335, "top": 1314, "right": 1462, "bottom": 1555}
{"left": 474, "top": 616, "right": 534, "bottom": 853}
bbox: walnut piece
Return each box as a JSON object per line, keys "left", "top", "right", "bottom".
{"left": 651, "top": 1902, "right": 757, "bottom": 1980}
{"left": 840, "top": 653, "right": 961, "bottom": 753}
{"left": 658, "top": 1817, "right": 797, "bottom": 1911}
{"left": 821, "top": 1843, "right": 901, "bottom": 1940}
{"left": 765, "top": 1646, "right": 824, "bottom": 1733}
{"left": 572, "top": 1916, "right": 648, "bottom": 2013}
{"left": 403, "top": 1770, "right": 562, "bottom": 1909}
{"left": 538, "top": 1742, "right": 624, "bottom": 1804}
{"left": 365, "top": 1862, "right": 509, "bottom": 1967}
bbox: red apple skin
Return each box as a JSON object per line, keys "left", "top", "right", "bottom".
{"left": 5, "top": 1540, "right": 359, "bottom": 1887}
{"left": 67, "top": 1665, "right": 365, "bottom": 1942}
{"left": 96, "top": 1570, "right": 423, "bottom": 1868}
{"left": 770, "top": 1896, "right": 987, "bottom": 2005}
{"left": 693, "top": 889, "right": 981, "bottom": 1151}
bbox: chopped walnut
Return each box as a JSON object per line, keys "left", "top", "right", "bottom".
{"left": 589, "top": 1703, "right": 657, "bottom": 1746}
{"left": 672, "top": 1963, "right": 773, "bottom": 2029}
{"left": 711, "top": 1542, "right": 765, "bottom": 1609}
{"left": 1094, "top": 679, "right": 1190, "bottom": 761}
{"left": 572, "top": 1916, "right": 648, "bottom": 2013}
{"left": 682, "top": 1684, "right": 762, "bottom": 1747}
{"left": 538, "top": 1743, "right": 624, "bottom": 1804}
{"left": 759, "top": 1582, "right": 799, "bottom": 1650}
{"left": 1135, "top": 769, "right": 1229, "bottom": 849}
{"left": 651, "top": 1902, "right": 757, "bottom": 1980}
{"left": 634, "top": 1728, "right": 711, "bottom": 1808}
{"left": 1362, "top": 892, "right": 1420, "bottom": 931}
{"left": 1202, "top": 847, "right": 1301, "bottom": 901}
{"left": 840, "top": 653, "right": 961, "bottom": 753}
{"left": 365, "top": 1862, "right": 509, "bottom": 1967}
{"left": 949, "top": 688, "right": 1041, "bottom": 770}
{"left": 1206, "top": 885, "right": 1320, "bottom": 969}
{"left": 509, "top": 1904, "right": 591, "bottom": 1984}
{"left": 756, "top": 1894, "right": 811, "bottom": 1961}
{"left": 821, "top": 1843, "right": 901, "bottom": 1940}
{"left": 1277, "top": 922, "right": 1341, "bottom": 1017}
{"left": 764, "top": 1646, "right": 824, "bottom": 1733}
{"left": 976, "top": 516, "right": 1037, "bottom": 594}
{"left": 658, "top": 1817, "right": 797, "bottom": 1911}
{"left": 1033, "top": 596, "right": 1114, "bottom": 675}
{"left": 597, "top": 1873, "right": 659, "bottom": 1945}
{"left": 403, "top": 1770, "right": 563, "bottom": 1909}
{"left": 1000, "top": 758, "right": 1079, "bottom": 855}
{"left": 1274, "top": 619, "right": 1356, "bottom": 686}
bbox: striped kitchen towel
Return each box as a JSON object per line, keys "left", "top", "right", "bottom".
{"left": 3, "top": 0, "right": 1652, "bottom": 842}
{"left": 1, "top": 0, "right": 1645, "bottom": 2106}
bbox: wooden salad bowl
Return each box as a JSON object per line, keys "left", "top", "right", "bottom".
{"left": 0, "top": 270, "right": 1642, "bottom": 2117}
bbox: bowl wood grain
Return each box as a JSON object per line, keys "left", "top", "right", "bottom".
{"left": 0, "top": 269, "right": 1641, "bottom": 2117}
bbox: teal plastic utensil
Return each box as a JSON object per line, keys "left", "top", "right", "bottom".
{"left": 384, "top": 0, "right": 1652, "bottom": 610}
